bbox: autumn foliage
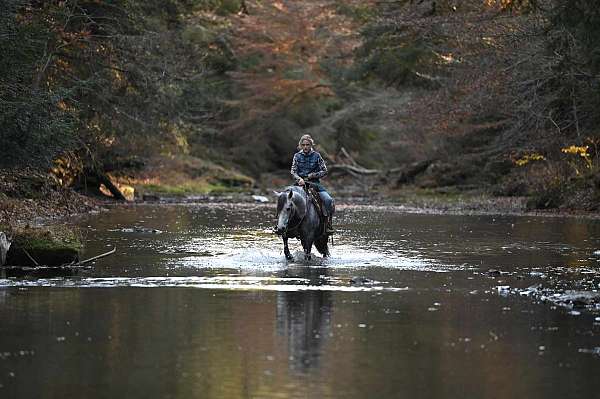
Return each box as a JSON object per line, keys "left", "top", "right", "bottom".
{"left": 2, "top": 0, "right": 600, "bottom": 209}
{"left": 226, "top": 0, "right": 364, "bottom": 122}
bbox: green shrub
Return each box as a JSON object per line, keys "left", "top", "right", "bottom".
{"left": 0, "top": 0, "right": 76, "bottom": 168}
{"left": 355, "top": 23, "right": 438, "bottom": 87}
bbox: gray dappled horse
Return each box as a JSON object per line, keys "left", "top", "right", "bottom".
{"left": 275, "top": 186, "right": 330, "bottom": 261}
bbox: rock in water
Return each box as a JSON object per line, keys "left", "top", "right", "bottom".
{"left": 252, "top": 195, "right": 269, "bottom": 203}
{"left": 0, "top": 232, "right": 10, "bottom": 266}
{"left": 350, "top": 276, "right": 372, "bottom": 285}
{"left": 5, "top": 226, "right": 82, "bottom": 267}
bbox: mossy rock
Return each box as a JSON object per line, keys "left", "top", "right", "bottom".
{"left": 5, "top": 226, "right": 82, "bottom": 267}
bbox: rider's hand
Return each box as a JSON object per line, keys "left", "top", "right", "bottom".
{"left": 298, "top": 178, "right": 305, "bottom": 186}
{"left": 307, "top": 173, "right": 315, "bottom": 179}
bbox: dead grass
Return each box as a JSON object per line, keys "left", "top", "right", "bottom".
{"left": 114, "top": 155, "right": 255, "bottom": 198}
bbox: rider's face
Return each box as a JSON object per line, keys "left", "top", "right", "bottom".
{"left": 300, "top": 140, "right": 312, "bottom": 153}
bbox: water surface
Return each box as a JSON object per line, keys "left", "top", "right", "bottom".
{"left": 1, "top": 203, "right": 599, "bottom": 398}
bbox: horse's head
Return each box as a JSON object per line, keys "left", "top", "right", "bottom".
{"left": 275, "top": 188, "right": 306, "bottom": 235}
{"left": 275, "top": 190, "right": 294, "bottom": 235}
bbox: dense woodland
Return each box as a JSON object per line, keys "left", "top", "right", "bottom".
{"left": 1, "top": 0, "right": 600, "bottom": 218}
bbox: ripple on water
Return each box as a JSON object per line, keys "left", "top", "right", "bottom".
{"left": 0, "top": 276, "right": 411, "bottom": 292}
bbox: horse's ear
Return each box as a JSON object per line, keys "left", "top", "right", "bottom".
{"left": 288, "top": 190, "right": 293, "bottom": 199}
{"left": 273, "top": 190, "right": 281, "bottom": 196}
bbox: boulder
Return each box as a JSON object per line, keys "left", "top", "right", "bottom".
{"left": 4, "top": 226, "right": 82, "bottom": 267}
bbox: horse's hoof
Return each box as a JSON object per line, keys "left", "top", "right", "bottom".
{"left": 285, "top": 255, "right": 294, "bottom": 261}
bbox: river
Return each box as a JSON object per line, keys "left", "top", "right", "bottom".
{"left": 1, "top": 203, "right": 600, "bottom": 398}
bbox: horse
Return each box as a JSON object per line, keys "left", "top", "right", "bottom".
{"left": 275, "top": 185, "right": 330, "bottom": 261}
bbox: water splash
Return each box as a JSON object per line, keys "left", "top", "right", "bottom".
{"left": 164, "top": 234, "right": 454, "bottom": 272}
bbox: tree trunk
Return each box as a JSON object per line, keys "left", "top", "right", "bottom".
{"left": 76, "top": 167, "right": 127, "bottom": 201}
{"left": 0, "top": 232, "right": 10, "bottom": 266}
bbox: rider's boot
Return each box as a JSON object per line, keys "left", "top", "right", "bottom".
{"left": 326, "top": 216, "right": 335, "bottom": 235}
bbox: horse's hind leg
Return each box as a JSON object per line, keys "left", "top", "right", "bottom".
{"left": 283, "top": 237, "right": 293, "bottom": 261}
{"left": 299, "top": 238, "right": 310, "bottom": 260}
{"left": 315, "top": 237, "right": 329, "bottom": 257}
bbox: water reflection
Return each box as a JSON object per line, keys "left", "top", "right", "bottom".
{"left": 276, "top": 267, "right": 332, "bottom": 373}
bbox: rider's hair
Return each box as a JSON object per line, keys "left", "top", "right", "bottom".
{"left": 298, "top": 134, "right": 314, "bottom": 149}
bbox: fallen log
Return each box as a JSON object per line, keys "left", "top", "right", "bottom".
{"left": 75, "top": 247, "right": 116, "bottom": 266}
{"left": 76, "top": 167, "right": 127, "bottom": 201}
{"left": 329, "top": 164, "right": 381, "bottom": 177}
{"left": 389, "top": 159, "right": 435, "bottom": 185}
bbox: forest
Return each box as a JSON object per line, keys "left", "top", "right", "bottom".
{"left": 3, "top": 3, "right": 600, "bottom": 396}
{"left": 2, "top": 0, "right": 600, "bottom": 223}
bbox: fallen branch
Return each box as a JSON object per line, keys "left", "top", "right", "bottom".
{"left": 76, "top": 247, "right": 117, "bottom": 266}
{"left": 22, "top": 248, "right": 40, "bottom": 266}
{"left": 338, "top": 147, "right": 359, "bottom": 167}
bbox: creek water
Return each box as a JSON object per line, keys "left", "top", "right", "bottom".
{"left": 1, "top": 203, "right": 600, "bottom": 398}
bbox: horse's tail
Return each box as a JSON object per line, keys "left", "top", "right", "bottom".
{"left": 315, "top": 235, "right": 329, "bottom": 257}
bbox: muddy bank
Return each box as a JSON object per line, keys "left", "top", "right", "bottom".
{"left": 0, "top": 169, "right": 101, "bottom": 228}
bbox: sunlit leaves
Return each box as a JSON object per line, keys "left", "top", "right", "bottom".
{"left": 514, "top": 153, "right": 546, "bottom": 167}
{"left": 561, "top": 145, "right": 593, "bottom": 174}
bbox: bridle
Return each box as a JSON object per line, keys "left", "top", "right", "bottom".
{"left": 280, "top": 191, "right": 305, "bottom": 236}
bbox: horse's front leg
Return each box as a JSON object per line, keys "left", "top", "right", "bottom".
{"left": 283, "top": 236, "right": 293, "bottom": 261}
{"left": 303, "top": 239, "right": 313, "bottom": 261}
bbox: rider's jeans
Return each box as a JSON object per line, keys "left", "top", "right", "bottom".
{"left": 319, "top": 191, "right": 334, "bottom": 216}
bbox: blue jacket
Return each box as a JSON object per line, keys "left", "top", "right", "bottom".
{"left": 290, "top": 150, "right": 328, "bottom": 184}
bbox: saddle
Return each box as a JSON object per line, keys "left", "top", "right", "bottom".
{"left": 303, "top": 183, "right": 332, "bottom": 240}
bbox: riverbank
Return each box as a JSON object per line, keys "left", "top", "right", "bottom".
{"left": 4, "top": 183, "right": 600, "bottom": 233}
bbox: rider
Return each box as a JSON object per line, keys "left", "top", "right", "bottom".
{"left": 290, "top": 134, "right": 335, "bottom": 234}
